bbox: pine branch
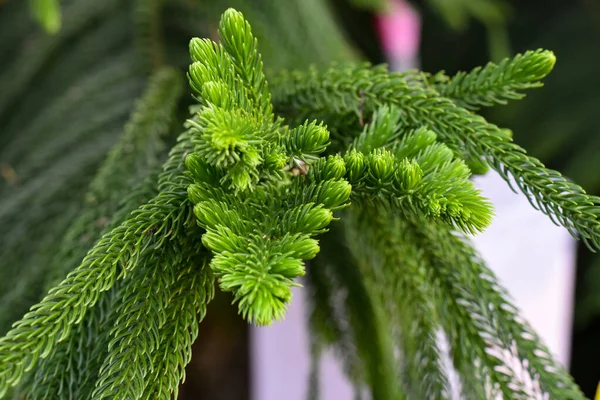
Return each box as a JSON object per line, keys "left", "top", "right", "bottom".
{"left": 187, "top": 158, "right": 350, "bottom": 325}
{"left": 0, "top": 210, "right": 78, "bottom": 336}
{"left": 8, "top": 68, "right": 181, "bottom": 298}
{"left": 9, "top": 95, "right": 134, "bottom": 185}
{"left": 186, "top": 9, "right": 489, "bottom": 328}
{"left": 409, "top": 216, "right": 586, "bottom": 400}
{"left": 217, "top": 8, "right": 273, "bottom": 117}
{"left": 21, "top": 69, "right": 182, "bottom": 398}
{"left": 0, "top": 124, "right": 195, "bottom": 394}
{"left": 27, "top": 175, "right": 161, "bottom": 398}
{"left": 88, "top": 67, "right": 182, "bottom": 203}
{"left": 0, "top": 193, "right": 190, "bottom": 394}
{"left": 28, "top": 287, "right": 120, "bottom": 400}
{"left": 271, "top": 62, "right": 600, "bottom": 251}
{"left": 405, "top": 220, "right": 531, "bottom": 399}
{"left": 191, "top": 0, "right": 357, "bottom": 72}
{"left": 92, "top": 246, "right": 211, "bottom": 399}
{"left": 0, "top": 125, "right": 126, "bottom": 224}
{"left": 140, "top": 260, "right": 214, "bottom": 400}
{"left": 0, "top": 163, "right": 102, "bottom": 310}
{"left": 314, "top": 225, "right": 405, "bottom": 400}
{"left": 42, "top": 176, "right": 162, "bottom": 291}
{"left": 346, "top": 105, "right": 493, "bottom": 233}
{"left": 0, "top": 60, "right": 140, "bottom": 300}
{"left": 0, "top": 13, "right": 135, "bottom": 159}
{"left": 0, "top": 6, "right": 591, "bottom": 399}
{"left": 184, "top": 10, "right": 352, "bottom": 325}
{"left": 430, "top": 49, "right": 556, "bottom": 110}
{"left": 345, "top": 209, "right": 451, "bottom": 399}
{"left": 0, "top": 133, "right": 119, "bottom": 274}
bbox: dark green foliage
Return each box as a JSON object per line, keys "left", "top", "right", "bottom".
{"left": 0, "top": 2, "right": 594, "bottom": 399}
{"left": 313, "top": 224, "right": 402, "bottom": 400}
{"left": 344, "top": 210, "right": 451, "bottom": 399}
{"left": 409, "top": 218, "right": 584, "bottom": 399}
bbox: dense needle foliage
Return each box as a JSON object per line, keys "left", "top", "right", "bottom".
{"left": 0, "top": 2, "right": 596, "bottom": 399}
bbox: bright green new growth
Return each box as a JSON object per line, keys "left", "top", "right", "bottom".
{"left": 0, "top": 7, "right": 592, "bottom": 400}
{"left": 28, "top": 0, "right": 61, "bottom": 34}
{"left": 346, "top": 105, "right": 493, "bottom": 233}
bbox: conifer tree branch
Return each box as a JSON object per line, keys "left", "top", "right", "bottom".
{"left": 271, "top": 63, "right": 600, "bottom": 251}
{"left": 91, "top": 258, "right": 175, "bottom": 399}
{"left": 25, "top": 176, "right": 161, "bottom": 398}
{"left": 345, "top": 209, "right": 451, "bottom": 399}
{"left": 140, "top": 260, "right": 214, "bottom": 400}
{"left": 313, "top": 225, "right": 405, "bottom": 400}
{"left": 0, "top": 64, "right": 173, "bottom": 313}
{"left": 184, "top": 10, "right": 352, "bottom": 325}
{"left": 0, "top": 7, "right": 591, "bottom": 399}
{"left": 0, "top": 131, "right": 123, "bottom": 315}
{"left": 0, "top": 123, "right": 195, "bottom": 394}
{"left": 43, "top": 175, "right": 162, "bottom": 291}
{"left": 41, "top": 68, "right": 181, "bottom": 290}
{"left": 0, "top": 132, "right": 120, "bottom": 224}
{"left": 89, "top": 68, "right": 182, "bottom": 200}
{"left": 92, "top": 247, "right": 212, "bottom": 400}
{"left": 217, "top": 8, "right": 273, "bottom": 117}
{"left": 0, "top": 210, "right": 78, "bottom": 336}
{"left": 41, "top": 68, "right": 181, "bottom": 278}
{"left": 0, "top": 191, "right": 193, "bottom": 394}
{"left": 0, "top": 54, "right": 138, "bottom": 169}
{"left": 408, "top": 221, "right": 532, "bottom": 399}
{"left": 345, "top": 105, "right": 493, "bottom": 233}
{"left": 409, "top": 216, "right": 586, "bottom": 399}
{"left": 186, "top": 155, "right": 351, "bottom": 325}
{"left": 6, "top": 95, "right": 134, "bottom": 186}
{"left": 28, "top": 288, "right": 120, "bottom": 399}
{"left": 429, "top": 49, "right": 556, "bottom": 110}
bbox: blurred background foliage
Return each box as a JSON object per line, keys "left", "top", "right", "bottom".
{"left": 3, "top": 0, "right": 600, "bottom": 397}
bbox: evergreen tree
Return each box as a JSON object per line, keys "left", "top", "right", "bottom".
{"left": 0, "top": 1, "right": 595, "bottom": 399}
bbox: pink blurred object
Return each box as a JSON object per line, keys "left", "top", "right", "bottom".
{"left": 375, "top": 0, "right": 421, "bottom": 70}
